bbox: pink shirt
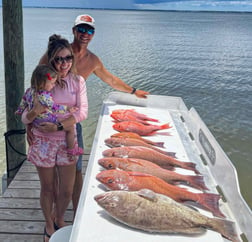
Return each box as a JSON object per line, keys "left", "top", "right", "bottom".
{"left": 22, "top": 72, "right": 88, "bottom": 138}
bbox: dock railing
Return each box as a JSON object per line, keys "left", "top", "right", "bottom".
{"left": 2, "top": 129, "right": 27, "bottom": 192}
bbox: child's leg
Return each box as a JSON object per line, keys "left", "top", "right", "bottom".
{"left": 64, "top": 126, "right": 75, "bottom": 150}
{"left": 64, "top": 125, "right": 84, "bottom": 156}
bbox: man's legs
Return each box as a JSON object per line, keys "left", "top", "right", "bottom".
{"left": 72, "top": 123, "right": 84, "bottom": 217}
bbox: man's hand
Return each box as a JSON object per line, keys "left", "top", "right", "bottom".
{"left": 135, "top": 89, "right": 149, "bottom": 99}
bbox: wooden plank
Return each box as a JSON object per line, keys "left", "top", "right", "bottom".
{"left": 0, "top": 197, "right": 73, "bottom": 210}
{"left": 0, "top": 220, "right": 72, "bottom": 234}
{"left": 0, "top": 234, "right": 43, "bottom": 242}
{"left": 13, "top": 173, "right": 39, "bottom": 181}
{"left": 8, "top": 180, "right": 40, "bottom": 189}
{"left": 4, "top": 187, "right": 89, "bottom": 200}
{"left": 0, "top": 221, "right": 44, "bottom": 234}
{"left": 0, "top": 208, "right": 74, "bottom": 221}
{"left": 0, "top": 198, "right": 40, "bottom": 209}
{"left": 3, "top": 188, "right": 40, "bottom": 198}
{"left": 18, "top": 164, "right": 37, "bottom": 173}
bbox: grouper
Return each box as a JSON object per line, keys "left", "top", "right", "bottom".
{"left": 94, "top": 189, "right": 240, "bottom": 241}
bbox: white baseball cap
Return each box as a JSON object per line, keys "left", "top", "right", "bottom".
{"left": 74, "top": 14, "right": 95, "bottom": 28}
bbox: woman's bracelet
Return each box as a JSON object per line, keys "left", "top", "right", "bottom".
{"left": 131, "top": 87, "right": 137, "bottom": 94}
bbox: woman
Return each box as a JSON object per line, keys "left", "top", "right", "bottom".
{"left": 22, "top": 35, "right": 88, "bottom": 242}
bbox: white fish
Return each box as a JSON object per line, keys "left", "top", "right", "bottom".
{"left": 94, "top": 189, "right": 240, "bottom": 241}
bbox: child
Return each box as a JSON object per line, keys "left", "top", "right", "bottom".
{"left": 16, "top": 64, "right": 83, "bottom": 156}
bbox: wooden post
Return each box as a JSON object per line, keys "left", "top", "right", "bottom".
{"left": 2, "top": 0, "right": 26, "bottom": 183}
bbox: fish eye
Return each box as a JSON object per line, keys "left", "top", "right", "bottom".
{"left": 108, "top": 178, "right": 114, "bottom": 183}
{"left": 111, "top": 202, "right": 117, "bottom": 208}
{"left": 108, "top": 164, "right": 114, "bottom": 169}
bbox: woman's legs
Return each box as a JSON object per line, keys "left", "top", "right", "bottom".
{"left": 36, "top": 166, "right": 55, "bottom": 242}
{"left": 55, "top": 164, "right": 76, "bottom": 227}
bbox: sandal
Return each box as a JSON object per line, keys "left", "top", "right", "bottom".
{"left": 44, "top": 227, "right": 51, "bottom": 242}
{"left": 54, "top": 222, "right": 60, "bottom": 231}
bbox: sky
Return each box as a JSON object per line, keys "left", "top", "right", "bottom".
{"left": 2, "top": 0, "right": 252, "bottom": 12}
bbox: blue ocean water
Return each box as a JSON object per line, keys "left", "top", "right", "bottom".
{"left": 0, "top": 8, "right": 251, "bottom": 207}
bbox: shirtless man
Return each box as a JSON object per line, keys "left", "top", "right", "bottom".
{"left": 71, "top": 15, "right": 149, "bottom": 98}
{"left": 40, "top": 14, "right": 149, "bottom": 216}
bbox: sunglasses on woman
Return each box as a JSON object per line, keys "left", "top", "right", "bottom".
{"left": 76, "top": 26, "right": 95, "bottom": 35}
{"left": 54, "top": 55, "right": 73, "bottom": 64}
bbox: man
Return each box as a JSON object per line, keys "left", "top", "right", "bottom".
{"left": 70, "top": 14, "right": 149, "bottom": 213}
{"left": 71, "top": 14, "right": 149, "bottom": 97}
{"left": 40, "top": 14, "right": 149, "bottom": 216}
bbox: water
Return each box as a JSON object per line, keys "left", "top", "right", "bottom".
{"left": 0, "top": 8, "right": 251, "bottom": 208}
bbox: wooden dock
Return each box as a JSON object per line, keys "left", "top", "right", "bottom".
{"left": 0, "top": 153, "right": 90, "bottom": 242}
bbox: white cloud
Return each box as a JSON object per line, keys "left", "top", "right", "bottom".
{"left": 21, "top": 0, "right": 134, "bottom": 9}
{"left": 135, "top": 0, "right": 252, "bottom": 11}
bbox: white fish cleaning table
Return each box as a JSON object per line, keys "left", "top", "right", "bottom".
{"left": 70, "top": 92, "right": 252, "bottom": 242}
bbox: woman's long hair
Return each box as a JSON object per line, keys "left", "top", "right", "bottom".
{"left": 47, "top": 34, "right": 76, "bottom": 87}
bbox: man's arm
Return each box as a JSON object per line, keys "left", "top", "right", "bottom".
{"left": 93, "top": 60, "right": 149, "bottom": 99}
{"left": 39, "top": 53, "right": 48, "bottom": 64}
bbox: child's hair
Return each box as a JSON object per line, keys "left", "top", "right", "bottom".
{"left": 31, "top": 64, "right": 58, "bottom": 92}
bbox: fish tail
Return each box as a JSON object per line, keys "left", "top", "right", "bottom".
{"left": 166, "top": 151, "right": 177, "bottom": 158}
{"left": 210, "top": 218, "right": 240, "bottom": 242}
{"left": 181, "top": 161, "right": 200, "bottom": 174}
{"left": 198, "top": 193, "right": 225, "bottom": 218}
{"left": 160, "top": 123, "right": 172, "bottom": 130}
{"left": 162, "top": 150, "right": 177, "bottom": 157}
{"left": 185, "top": 175, "right": 209, "bottom": 191}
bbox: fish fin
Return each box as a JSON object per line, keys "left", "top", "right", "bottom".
{"left": 137, "top": 119, "right": 152, "bottom": 125}
{"left": 198, "top": 193, "right": 225, "bottom": 218}
{"left": 151, "top": 141, "right": 165, "bottom": 148}
{"left": 175, "top": 227, "right": 206, "bottom": 235}
{"left": 145, "top": 118, "right": 159, "bottom": 122}
{"left": 164, "top": 151, "right": 176, "bottom": 158}
{"left": 144, "top": 131, "right": 157, "bottom": 136}
{"left": 160, "top": 123, "right": 172, "bottom": 130}
{"left": 127, "top": 158, "right": 146, "bottom": 167}
{"left": 210, "top": 218, "right": 240, "bottom": 242}
{"left": 159, "top": 164, "right": 175, "bottom": 170}
{"left": 184, "top": 175, "right": 209, "bottom": 191}
{"left": 137, "top": 189, "right": 158, "bottom": 202}
{"left": 155, "top": 131, "right": 172, "bottom": 136}
{"left": 129, "top": 171, "right": 154, "bottom": 177}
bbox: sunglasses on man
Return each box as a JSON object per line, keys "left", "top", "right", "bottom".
{"left": 76, "top": 26, "right": 95, "bottom": 35}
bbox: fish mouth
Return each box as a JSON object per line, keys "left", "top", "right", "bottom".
{"left": 94, "top": 193, "right": 107, "bottom": 202}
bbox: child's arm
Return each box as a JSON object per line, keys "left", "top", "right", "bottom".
{"left": 40, "top": 91, "right": 68, "bottom": 114}
{"left": 68, "top": 106, "right": 79, "bottom": 113}
{"left": 15, "top": 88, "right": 31, "bottom": 115}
